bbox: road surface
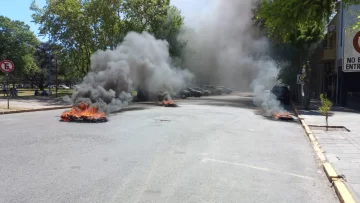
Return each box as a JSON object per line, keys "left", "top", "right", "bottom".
{"left": 0, "top": 93, "right": 338, "bottom": 203}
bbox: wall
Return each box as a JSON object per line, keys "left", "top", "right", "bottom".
{"left": 336, "top": 3, "right": 360, "bottom": 62}
{"left": 336, "top": 3, "right": 360, "bottom": 106}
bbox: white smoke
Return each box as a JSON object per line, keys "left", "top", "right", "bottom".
{"left": 181, "top": 0, "right": 287, "bottom": 114}
{"left": 181, "top": 0, "right": 268, "bottom": 90}
{"left": 69, "top": 31, "right": 194, "bottom": 113}
{"left": 251, "top": 59, "right": 286, "bottom": 116}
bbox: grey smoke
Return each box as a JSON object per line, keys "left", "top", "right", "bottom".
{"left": 181, "top": 0, "right": 268, "bottom": 90}
{"left": 182, "top": 0, "right": 287, "bottom": 114}
{"left": 251, "top": 59, "right": 286, "bottom": 116}
{"left": 67, "top": 31, "right": 194, "bottom": 113}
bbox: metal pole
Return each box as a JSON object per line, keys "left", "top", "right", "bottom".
{"left": 6, "top": 73, "right": 9, "bottom": 109}
{"left": 55, "top": 58, "right": 58, "bottom": 98}
{"left": 48, "top": 35, "right": 53, "bottom": 96}
{"left": 48, "top": 51, "right": 51, "bottom": 95}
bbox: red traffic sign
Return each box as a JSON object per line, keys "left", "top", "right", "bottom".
{"left": 0, "top": 60, "right": 15, "bottom": 73}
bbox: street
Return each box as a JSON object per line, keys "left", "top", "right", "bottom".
{"left": 0, "top": 93, "right": 338, "bottom": 203}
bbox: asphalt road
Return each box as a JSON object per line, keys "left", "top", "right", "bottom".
{"left": 0, "top": 92, "right": 338, "bottom": 203}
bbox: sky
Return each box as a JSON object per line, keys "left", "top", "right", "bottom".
{"left": 0, "top": 0, "right": 211, "bottom": 39}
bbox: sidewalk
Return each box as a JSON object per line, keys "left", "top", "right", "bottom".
{"left": 0, "top": 97, "right": 70, "bottom": 113}
{"left": 296, "top": 100, "right": 360, "bottom": 202}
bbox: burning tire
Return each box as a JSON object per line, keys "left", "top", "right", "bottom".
{"left": 60, "top": 103, "right": 108, "bottom": 123}
{"left": 273, "top": 112, "right": 293, "bottom": 121}
{"left": 162, "top": 98, "right": 178, "bottom": 107}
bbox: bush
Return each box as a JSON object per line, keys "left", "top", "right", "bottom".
{"left": 319, "top": 94, "right": 333, "bottom": 130}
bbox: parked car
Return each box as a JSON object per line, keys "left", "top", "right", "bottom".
{"left": 58, "top": 84, "right": 70, "bottom": 89}
{"left": 179, "top": 89, "right": 190, "bottom": 99}
{"left": 186, "top": 88, "right": 202, "bottom": 97}
{"left": 193, "top": 87, "right": 211, "bottom": 96}
{"left": 217, "top": 86, "right": 233, "bottom": 94}
{"left": 271, "top": 84, "right": 290, "bottom": 105}
{"left": 203, "top": 85, "right": 222, "bottom": 95}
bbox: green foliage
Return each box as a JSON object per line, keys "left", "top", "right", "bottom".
{"left": 319, "top": 93, "right": 333, "bottom": 115}
{"left": 0, "top": 15, "right": 40, "bottom": 77}
{"left": 319, "top": 93, "right": 333, "bottom": 129}
{"left": 30, "top": 0, "right": 185, "bottom": 79}
{"left": 152, "top": 6, "right": 186, "bottom": 58}
{"left": 253, "top": 0, "right": 342, "bottom": 108}
{"left": 255, "top": 0, "right": 333, "bottom": 43}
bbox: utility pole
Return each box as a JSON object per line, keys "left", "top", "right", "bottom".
{"left": 48, "top": 36, "right": 53, "bottom": 96}
{"left": 55, "top": 58, "right": 58, "bottom": 97}
{"left": 48, "top": 49, "right": 52, "bottom": 95}
{"left": 6, "top": 73, "right": 9, "bottom": 109}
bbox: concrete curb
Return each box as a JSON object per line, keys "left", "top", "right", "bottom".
{"left": 290, "top": 101, "right": 356, "bottom": 203}
{"left": 0, "top": 106, "right": 71, "bottom": 115}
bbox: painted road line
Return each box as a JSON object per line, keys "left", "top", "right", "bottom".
{"left": 201, "top": 158, "right": 315, "bottom": 180}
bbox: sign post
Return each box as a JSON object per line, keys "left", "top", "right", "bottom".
{"left": 297, "top": 74, "right": 305, "bottom": 85}
{"left": 0, "top": 60, "right": 15, "bottom": 109}
{"left": 343, "top": 29, "right": 360, "bottom": 72}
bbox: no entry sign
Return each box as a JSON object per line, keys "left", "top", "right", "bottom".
{"left": 0, "top": 60, "right": 15, "bottom": 73}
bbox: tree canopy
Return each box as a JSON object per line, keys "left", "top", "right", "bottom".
{"left": 0, "top": 16, "right": 39, "bottom": 78}
{"left": 254, "top": 0, "right": 360, "bottom": 44}
{"left": 30, "top": 0, "right": 185, "bottom": 80}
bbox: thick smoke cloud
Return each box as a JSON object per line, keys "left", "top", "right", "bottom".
{"left": 251, "top": 59, "right": 286, "bottom": 116}
{"left": 68, "top": 31, "right": 194, "bottom": 113}
{"left": 181, "top": 0, "right": 268, "bottom": 90}
{"left": 182, "top": 0, "right": 287, "bottom": 113}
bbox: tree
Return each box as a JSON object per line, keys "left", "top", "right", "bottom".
{"left": 0, "top": 16, "right": 39, "bottom": 81}
{"left": 255, "top": 0, "right": 334, "bottom": 43}
{"left": 122, "top": 0, "right": 170, "bottom": 33}
{"left": 31, "top": 0, "right": 95, "bottom": 75}
{"left": 319, "top": 93, "right": 333, "bottom": 131}
{"left": 30, "top": 0, "right": 184, "bottom": 79}
{"left": 254, "top": 0, "right": 329, "bottom": 109}
{"left": 31, "top": 42, "right": 55, "bottom": 90}
{"left": 152, "top": 6, "right": 186, "bottom": 58}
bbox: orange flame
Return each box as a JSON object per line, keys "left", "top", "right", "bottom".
{"left": 162, "top": 98, "right": 176, "bottom": 107}
{"left": 60, "top": 103, "right": 107, "bottom": 122}
{"left": 273, "top": 112, "right": 292, "bottom": 120}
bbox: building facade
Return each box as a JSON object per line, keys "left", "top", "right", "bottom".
{"left": 313, "top": 2, "right": 360, "bottom": 109}
{"left": 336, "top": 3, "right": 360, "bottom": 109}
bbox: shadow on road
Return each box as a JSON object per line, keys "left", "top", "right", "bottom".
{"left": 294, "top": 100, "right": 356, "bottom": 117}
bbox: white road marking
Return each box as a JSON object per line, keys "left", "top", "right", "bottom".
{"left": 201, "top": 158, "right": 315, "bottom": 180}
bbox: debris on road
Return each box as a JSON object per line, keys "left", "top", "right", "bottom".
{"left": 60, "top": 102, "right": 107, "bottom": 123}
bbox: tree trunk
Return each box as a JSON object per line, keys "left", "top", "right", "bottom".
{"left": 304, "top": 65, "right": 311, "bottom": 110}
{"left": 326, "top": 114, "right": 328, "bottom": 131}
{"left": 38, "top": 77, "right": 44, "bottom": 90}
